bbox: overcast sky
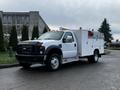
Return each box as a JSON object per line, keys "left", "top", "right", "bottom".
{"left": 0, "top": 0, "right": 120, "bottom": 40}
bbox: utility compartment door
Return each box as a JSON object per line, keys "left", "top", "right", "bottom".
{"left": 62, "top": 32, "right": 77, "bottom": 58}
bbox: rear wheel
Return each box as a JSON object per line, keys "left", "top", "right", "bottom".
{"left": 46, "top": 54, "right": 61, "bottom": 71}
{"left": 94, "top": 51, "right": 99, "bottom": 63}
{"left": 88, "top": 50, "right": 99, "bottom": 63}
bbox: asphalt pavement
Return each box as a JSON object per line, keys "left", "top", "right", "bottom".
{"left": 0, "top": 50, "right": 120, "bottom": 90}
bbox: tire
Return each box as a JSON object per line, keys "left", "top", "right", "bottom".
{"left": 88, "top": 50, "right": 99, "bottom": 63}
{"left": 19, "top": 63, "right": 31, "bottom": 69}
{"left": 46, "top": 54, "right": 61, "bottom": 71}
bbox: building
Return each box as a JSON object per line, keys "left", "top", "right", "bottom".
{"left": 0, "top": 11, "right": 50, "bottom": 39}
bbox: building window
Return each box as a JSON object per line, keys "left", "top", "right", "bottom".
{"left": 16, "top": 25, "right": 21, "bottom": 35}
{"left": 12, "top": 16, "right": 16, "bottom": 24}
{"left": 26, "top": 16, "right": 29, "bottom": 24}
{"left": 17, "top": 16, "right": 20, "bottom": 24}
{"left": 8, "top": 16, "right": 12, "bottom": 24}
{"left": 3, "top": 16, "right": 7, "bottom": 24}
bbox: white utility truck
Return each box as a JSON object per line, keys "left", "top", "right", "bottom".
{"left": 16, "top": 29, "right": 104, "bottom": 71}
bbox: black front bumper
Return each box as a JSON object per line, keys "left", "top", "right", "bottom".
{"left": 16, "top": 54, "right": 45, "bottom": 64}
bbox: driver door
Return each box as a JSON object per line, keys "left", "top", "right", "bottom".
{"left": 62, "top": 32, "right": 77, "bottom": 58}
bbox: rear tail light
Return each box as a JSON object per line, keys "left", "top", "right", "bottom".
{"left": 88, "top": 31, "right": 94, "bottom": 38}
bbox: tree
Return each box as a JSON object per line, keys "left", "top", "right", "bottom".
{"left": 43, "top": 27, "right": 48, "bottom": 33}
{"left": 9, "top": 26, "right": 18, "bottom": 51}
{"left": 0, "top": 17, "right": 5, "bottom": 51}
{"left": 21, "top": 25, "right": 29, "bottom": 41}
{"left": 98, "top": 18, "right": 113, "bottom": 43}
{"left": 31, "top": 26, "right": 39, "bottom": 40}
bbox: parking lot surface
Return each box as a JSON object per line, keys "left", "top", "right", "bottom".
{"left": 0, "top": 50, "right": 120, "bottom": 90}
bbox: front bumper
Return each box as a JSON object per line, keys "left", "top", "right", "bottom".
{"left": 16, "top": 54, "right": 45, "bottom": 64}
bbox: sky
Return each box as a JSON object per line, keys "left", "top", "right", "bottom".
{"left": 0, "top": 0, "right": 120, "bottom": 40}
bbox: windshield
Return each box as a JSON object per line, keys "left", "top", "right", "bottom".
{"left": 38, "top": 31, "right": 64, "bottom": 40}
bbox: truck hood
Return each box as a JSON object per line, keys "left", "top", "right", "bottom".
{"left": 18, "top": 40, "right": 58, "bottom": 45}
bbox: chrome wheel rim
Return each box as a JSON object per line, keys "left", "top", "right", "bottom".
{"left": 94, "top": 53, "right": 98, "bottom": 62}
{"left": 51, "top": 57, "right": 59, "bottom": 70}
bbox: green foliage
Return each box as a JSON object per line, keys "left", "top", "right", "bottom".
{"left": 9, "top": 26, "right": 18, "bottom": 51}
{"left": 21, "top": 25, "right": 29, "bottom": 41}
{"left": 0, "top": 17, "right": 5, "bottom": 51}
{"left": 98, "top": 18, "right": 113, "bottom": 43}
{"left": 43, "top": 27, "right": 48, "bottom": 33}
{"left": 31, "top": 26, "right": 39, "bottom": 40}
{"left": 0, "top": 52, "right": 17, "bottom": 64}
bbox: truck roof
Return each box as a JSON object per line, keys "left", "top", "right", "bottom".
{"left": 59, "top": 29, "right": 100, "bottom": 33}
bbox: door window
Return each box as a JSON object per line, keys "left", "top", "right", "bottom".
{"left": 63, "top": 32, "right": 74, "bottom": 43}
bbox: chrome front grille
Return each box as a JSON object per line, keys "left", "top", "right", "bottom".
{"left": 17, "top": 45, "right": 33, "bottom": 55}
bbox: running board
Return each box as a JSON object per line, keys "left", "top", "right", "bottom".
{"left": 62, "top": 57, "right": 79, "bottom": 64}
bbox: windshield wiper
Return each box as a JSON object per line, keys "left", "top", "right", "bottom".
{"left": 44, "top": 38, "right": 53, "bottom": 40}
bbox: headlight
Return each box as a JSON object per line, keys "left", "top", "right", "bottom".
{"left": 35, "top": 42, "right": 45, "bottom": 55}
{"left": 40, "top": 51, "right": 43, "bottom": 54}
{"left": 39, "top": 46, "right": 45, "bottom": 54}
{"left": 36, "top": 42, "right": 43, "bottom": 47}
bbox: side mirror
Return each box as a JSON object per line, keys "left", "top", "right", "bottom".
{"left": 66, "top": 36, "right": 72, "bottom": 41}
{"left": 63, "top": 36, "right": 73, "bottom": 43}
{"left": 63, "top": 38, "right": 66, "bottom": 43}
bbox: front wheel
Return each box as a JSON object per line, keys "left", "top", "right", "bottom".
{"left": 88, "top": 51, "right": 99, "bottom": 63}
{"left": 46, "top": 54, "right": 61, "bottom": 71}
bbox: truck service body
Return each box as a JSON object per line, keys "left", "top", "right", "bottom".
{"left": 16, "top": 29, "right": 104, "bottom": 71}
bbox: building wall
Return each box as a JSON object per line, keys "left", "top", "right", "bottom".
{"left": 0, "top": 11, "right": 50, "bottom": 39}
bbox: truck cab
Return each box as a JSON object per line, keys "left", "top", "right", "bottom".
{"left": 16, "top": 29, "right": 104, "bottom": 71}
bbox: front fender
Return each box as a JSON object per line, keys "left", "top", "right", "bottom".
{"left": 45, "top": 45, "right": 62, "bottom": 55}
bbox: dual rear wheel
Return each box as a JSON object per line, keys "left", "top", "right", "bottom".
{"left": 88, "top": 50, "right": 99, "bottom": 63}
